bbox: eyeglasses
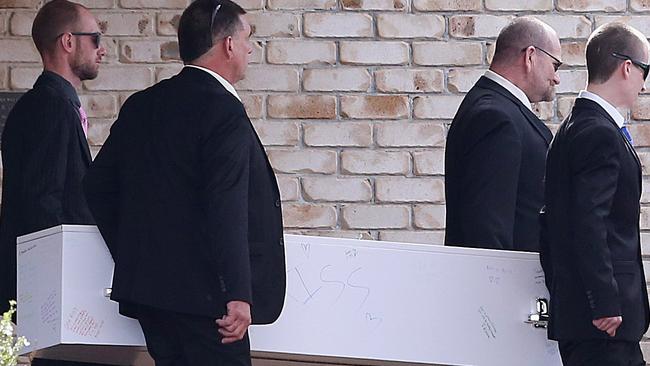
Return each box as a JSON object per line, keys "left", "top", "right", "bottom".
{"left": 523, "top": 45, "right": 562, "bottom": 72}
{"left": 209, "top": 3, "right": 222, "bottom": 41}
{"left": 611, "top": 52, "right": 650, "bottom": 81}
{"left": 58, "top": 32, "right": 102, "bottom": 49}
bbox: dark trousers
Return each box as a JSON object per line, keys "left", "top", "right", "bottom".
{"left": 559, "top": 340, "right": 645, "bottom": 366}
{"left": 137, "top": 305, "right": 251, "bottom": 366}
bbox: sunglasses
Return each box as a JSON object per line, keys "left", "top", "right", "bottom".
{"left": 522, "top": 45, "right": 562, "bottom": 72}
{"left": 209, "top": 3, "right": 222, "bottom": 40}
{"left": 611, "top": 52, "right": 650, "bottom": 81}
{"left": 57, "top": 32, "right": 102, "bottom": 49}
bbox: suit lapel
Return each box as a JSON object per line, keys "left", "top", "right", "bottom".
{"left": 477, "top": 77, "right": 553, "bottom": 145}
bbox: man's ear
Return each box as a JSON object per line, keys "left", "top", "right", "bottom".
{"left": 59, "top": 33, "right": 74, "bottom": 53}
{"left": 224, "top": 36, "right": 234, "bottom": 58}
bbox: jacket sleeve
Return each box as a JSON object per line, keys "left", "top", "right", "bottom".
{"left": 22, "top": 97, "right": 77, "bottom": 229}
{"left": 568, "top": 123, "right": 622, "bottom": 319}
{"left": 453, "top": 109, "right": 523, "bottom": 250}
{"left": 200, "top": 106, "right": 253, "bottom": 305}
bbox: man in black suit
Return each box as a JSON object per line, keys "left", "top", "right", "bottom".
{"left": 445, "top": 17, "right": 559, "bottom": 252}
{"left": 0, "top": 1, "right": 107, "bottom": 365}
{"left": 83, "top": 0, "right": 285, "bottom": 364}
{"left": 541, "top": 22, "right": 650, "bottom": 366}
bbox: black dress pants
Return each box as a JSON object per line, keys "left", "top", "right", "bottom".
{"left": 137, "top": 305, "right": 251, "bottom": 366}
{"left": 559, "top": 339, "right": 645, "bottom": 366}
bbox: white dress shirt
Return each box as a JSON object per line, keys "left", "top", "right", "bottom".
{"left": 577, "top": 90, "right": 625, "bottom": 129}
{"left": 484, "top": 69, "right": 533, "bottom": 111}
{"left": 184, "top": 64, "right": 241, "bottom": 102}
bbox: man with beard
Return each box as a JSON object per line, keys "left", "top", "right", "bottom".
{"left": 444, "top": 17, "right": 560, "bottom": 252}
{"left": 0, "top": 1, "right": 106, "bottom": 365}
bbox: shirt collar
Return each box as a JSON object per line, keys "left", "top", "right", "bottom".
{"left": 483, "top": 70, "right": 533, "bottom": 111}
{"left": 184, "top": 65, "right": 241, "bottom": 102}
{"left": 577, "top": 90, "right": 625, "bottom": 128}
{"left": 37, "top": 70, "right": 81, "bottom": 107}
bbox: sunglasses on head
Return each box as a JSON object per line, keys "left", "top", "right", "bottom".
{"left": 57, "top": 32, "right": 102, "bottom": 49}
{"left": 611, "top": 52, "right": 650, "bottom": 81}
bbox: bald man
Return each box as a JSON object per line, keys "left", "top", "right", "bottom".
{"left": 0, "top": 1, "right": 106, "bottom": 364}
{"left": 444, "top": 17, "right": 560, "bottom": 252}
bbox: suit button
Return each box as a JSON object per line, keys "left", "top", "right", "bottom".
{"left": 275, "top": 199, "right": 281, "bottom": 207}
{"left": 279, "top": 237, "right": 284, "bottom": 246}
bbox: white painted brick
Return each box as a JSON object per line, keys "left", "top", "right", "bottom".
{"left": 268, "top": 149, "right": 337, "bottom": 174}
{"left": 449, "top": 15, "right": 513, "bottom": 39}
{"left": 342, "top": 205, "right": 410, "bottom": 229}
{"left": 413, "top": 204, "right": 446, "bottom": 229}
{"left": 341, "top": 150, "right": 410, "bottom": 175}
{"left": 413, "top": 42, "right": 483, "bottom": 66}
{"left": 448, "top": 68, "right": 487, "bottom": 93}
{"left": 119, "top": 0, "right": 187, "bottom": 8}
{"left": 341, "top": 95, "right": 409, "bottom": 119}
{"left": 557, "top": 96, "right": 576, "bottom": 120}
{"left": 9, "top": 66, "right": 40, "bottom": 90}
{"left": 375, "top": 69, "right": 444, "bottom": 93}
{"left": 303, "top": 68, "right": 371, "bottom": 92}
{"left": 87, "top": 118, "right": 113, "bottom": 146}
{"left": 303, "top": 122, "right": 372, "bottom": 147}
{"left": 414, "top": 95, "right": 464, "bottom": 119}
{"left": 80, "top": 94, "right": 117, "bottom": 119}
{"left": 75, "top": 0, "right": 116, "bottom": 8}
{"left": 304, "top": 13, "right": 373, "bottom": 38}
{"left": 267, "top": 95, "right": 336, "bottom": 119}
{"left": 267, "top": 40, "right": 336, "bottom": 65}
{"left": 240, "top": 93, "right": 264, "bottom": 119}
{"left": 555, "top": 70, "right": 587, "bottom": 94}
{"left": 413, "top": 0, "right": 482, "bottom": 11}
{"left": 302, "top": 177, "right": 372, "bottom": 202}
{"left": 632, "top": 0, "right": 650, "bottom": 12}
{"left": 413, "top": 149, "right": 445, "bottom": 175}
{"left": 120, "top": 40, "right": 163, "bottom": 63}
{"left": 155, "top": 64, "right": 183, "bottom": 82}
{"left": 485, "top": 0, "right": 551, "bottom": 11}
{"left": 377, "top": 14, "right": 445, "bottom": 39}
{"left": 375, "top": 122, "right": 446, "bottom": 147}
{"left": 379, "top": 230, "right": 444, "bottom": 245}
{"left": 532, "top": 101, "right": 555, "bottom": 121}
{"left": 0, "top": 65, "right": 7, "bottom": 90}
{"left": 277, "top": 175, "right": 300, "bottom": 201}
{"left": 375, "top": 177, "right": 445, "bottom": 203}
{"left": 9, "top": 11, "right": 34, "bottom": 36}
{"left": 237, "top": 66, "right": 299, "bottom": 92}
{"left": 340, "top": 41, "right": 409, "bottom": 66}
{"left": 595, "top": 16, "right": 650, "bottom": 36}
{"left": 0, "top": 39, "right": 39, "bottom": 62}
{"left": 248, "top": 12, "right": 299, "bottom": 38}
{"left": 269, "top": 0, "right": 336, "bottom": 9}
{"left": 536, "top": 15, "right": 592, "bottom": 39}
{"left": 96, "top": 12, "right": 154, "bottom": 36}
{"left": 558, "top": 0, "right": 626, "bottom": 12}
{"left": 84, "top": 66, "right": 154, "bottom": 91}
{"left": 283, "top": 203, "right": 337, "bottom": 229}
{"left": 251, "top": 120, "right": 299, "bottom": 146}
{"left": 340, "top": 0, "right": 407, "bottom": 10}
{"left": 157, "top": 12, "right": 180, "bottom": 36}
{"left": 561, "top": 42, "right": 587, "bottom": 67}
{"left": 237, "top": 0, "right": 264, "bottom": 10}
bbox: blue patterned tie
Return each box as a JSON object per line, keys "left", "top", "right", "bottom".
{"left": 620, "top": 126, "right": 633, "bottom": 144}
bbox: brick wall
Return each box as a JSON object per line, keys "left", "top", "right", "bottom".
{"left": 4, "top": 0, "right": 650, "bottom": 362}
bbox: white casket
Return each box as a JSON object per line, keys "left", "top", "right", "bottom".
{"left": 17, "top": 225, "right": 561, "bottom": 365}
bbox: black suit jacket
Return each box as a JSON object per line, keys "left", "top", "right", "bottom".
{"left": 83, "top": 67, "right": 286, "bottom": 324}
{"left": 0, "top": 71, "right": 95, "bottom": 310}
{"left": 541, "top": 98, "right": 650, "bottom": 341}
{"left": 444, "top": 76, "right": 552, "bottom": 252}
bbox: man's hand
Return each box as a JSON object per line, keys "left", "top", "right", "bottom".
{"left": 592, "top": 316, "right": 622, "bottom": 337}
{"left": 215, "top": 300, "right": 251, "bottom": 344}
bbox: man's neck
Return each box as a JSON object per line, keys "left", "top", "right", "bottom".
{"left": 586, "top": 83, "right": 625, "bottom": 109}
